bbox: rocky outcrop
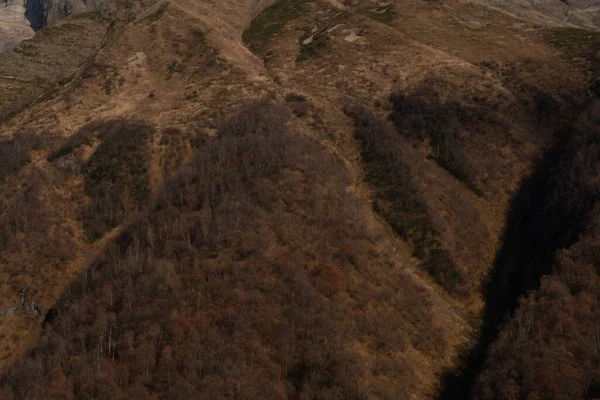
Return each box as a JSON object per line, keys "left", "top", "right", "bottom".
{"left": 0, "top": 0, "right": 106, "bottom": 51}
{"left": 567, "top": 0, "right": 600, "bottom": 27}
{"left": 0, "top": 0, "right": 34, "bottom": 51}
{"left": 43, "top": 0, "right": 99, "bottom": 26}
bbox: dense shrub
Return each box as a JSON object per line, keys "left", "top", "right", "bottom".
{"left": 49, "top": 119, "right": 153, "bottom": 239}
{"left": 475, "top": 100, "right": 600, "bottom": 399}
{"left": 389, "top": 90, "right": 481, "bottom": 195}
{"left": 0, "top": 132, "right": 79, "bottom": 276}
{"left": 0, "top": 169, "right": 76, "bottom": 276}
{"left": 0, "top": 132, "right": 42, "bottom": 182}
{"left": 0, "top": 100, "right": 449, "bottom": 399}
{"left": 476, "top": 242, "right": 600, "bottom": 400}
{"left": 47, "top": 122, "right": 99, "bottom": 161}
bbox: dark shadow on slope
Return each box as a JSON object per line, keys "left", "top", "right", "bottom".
{"left": 439, "top": 102, "right": 600, "bottom": 399}
{"left": 48, "top": 119, "right": 153, "bottom": 240}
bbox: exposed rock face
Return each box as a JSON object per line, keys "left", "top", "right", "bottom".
{"left": 568, "top": 0, "right": 600, "bottom": 27}
{"left": 43, "top": 0, "right": 96, "bottom": 26}
{"left": 0, "top": 0, "right": 34, "bottom": 51}
{"left": 0, "top": 0, "right": 105, "bottom": 51}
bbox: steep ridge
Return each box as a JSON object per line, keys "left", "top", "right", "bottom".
{"left": 438, "top": 19, "right": 600, "bottom": 399}
{"left": 166, "top": 0, "right": 274, "bottom": 76}
{"left": 0, "top": 13, "right": 108, "bottom": 123}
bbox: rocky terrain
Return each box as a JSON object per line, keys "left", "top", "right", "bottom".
{"left": 0, "top": 0, "right": 106, "bottom": 51}
{"left": 0, "top": 0, "right": 599, "bottom": 398}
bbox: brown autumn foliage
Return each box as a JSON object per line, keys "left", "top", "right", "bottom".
{"left": 0, "top": 132, "right": 43, "bottom": 183}
{"left": 388, "top": 80, "right": 490, "bottom": 196}
{"left": 0, "top": 100, "right": 449, "bottom": 399}
{"left": 158, "top": 127, "right": 204, "bottom": 176}
{"left": 474, "top": 101, "right": 600, "bottom": 400}
{"left": 82, "top": 120, "right": 152, "bottom": 240}
{"left": 48, "top": 119, "right": 153, "bottom": 240}
{"left": 0, "top": 167, "right": 77, "bottom": 279}
{"left": 0, "top": 131, "right": 76, "bottom": 281}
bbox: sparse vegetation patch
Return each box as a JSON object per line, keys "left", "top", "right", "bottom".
{"left": 285, "top": 92, "right": 310, "bottom": 117}
{"left": 243, "top": 0, "right": 309, "bottom": 54}
{"left": 366, "top": 6, "right": 397, "bottom": 24}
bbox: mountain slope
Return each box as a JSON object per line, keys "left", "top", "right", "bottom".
{"left": 480, "top": 0, "right": 600, "bottom": 30}
{"left": 0, "top": 0, "right": 599, "bottom": 398}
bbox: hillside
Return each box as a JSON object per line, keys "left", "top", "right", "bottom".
{"left": 0, "top": 0, "right": 599, "bottom": 398}
{"left": 481, "top": 0, "right": 600, "bottom": 30}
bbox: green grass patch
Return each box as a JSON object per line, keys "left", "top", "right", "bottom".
{"left": 58, "top": 76, "right": 73, "bottom": 86}
{"left": 191, "top": 29, "right": 205, "bottom": 41}
{"left": 179, "top": 29, "right": 206, "bottom": 62}
{"left": 38, "top": 22, "right": 85, "bottom": 39}
{"left": 12, "top": 43, "right": 38, "bottom": 57}
{"left": 243, "top": 0, "right": 309, "bottom": 54}
{"left": 366, "top": 6, "right": 397, "bottom": 24}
